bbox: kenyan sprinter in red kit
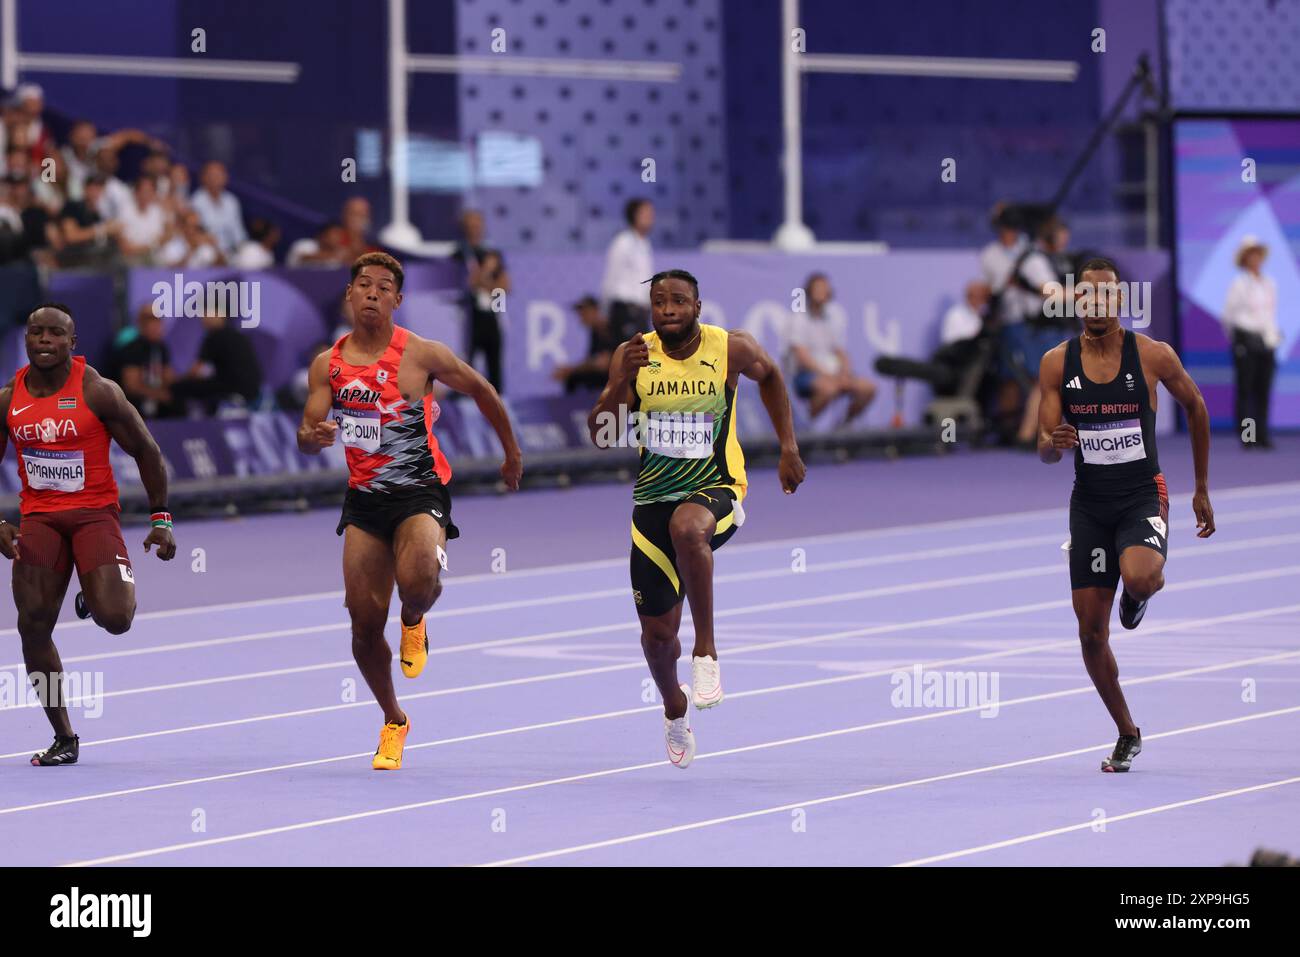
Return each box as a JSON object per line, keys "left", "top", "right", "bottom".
{"left": 0, "top": 304, "right": 176, "bottom": 766}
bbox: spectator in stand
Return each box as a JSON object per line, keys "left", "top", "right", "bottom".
{"left": 171, "top": 313, "right": 264, "bottom": 414}
{"left": 92, "top": 148, "right": 133, "bottom": 222}
{"left": 331, "top": 295, "right": 354, "bottom": 342}
{"left": 59, "top": 120, "right": 165, "bottom": 203}
{"left": 277, "top": 340, "right": 333, "bottom": 412}
{"left": 15, "top": 85, "right": 52, "bottom": 163}
{"left": 942, "top": 281, "right": 992, "bottom": 346}
{"left": 230, "top": 217, "right": 280, "bottom": 269}
{"left": 157, "top": 207, "right": 222, "bottom": 268}
{"left": 464, "top": 248, "right": 509, "bottom": 393}
{"left": 111, "top": 305, "right": 181, "bottom": 419}
{"left": 339, "top": 196, "right": 377, "bottom": 259}
{"left": 552, "top": 295, "right": 619, "bottom": 393}
{"left": 58, "top": 175, "right": 121, "bottom": 268}
{"left": 0, "top": 179, "right": 28, "bottom": 265}
{"left": 7, "top": 175, "right": 60, "bottom": 267}
{"left": 116, "top": 176, "right": 168, "bottom": 263}
{"left": 601, "top": 198, "right": 654, "bottom": 342}
{"left": 168, "top": 162, "right": 191, "bottom": 206}
{"left": 287, "top": 221, "right": 349, "bottom": 267}
{"left": 190, "top": 160, "right": 247, "bottom": 256}
{"left": 785, "top": 272, "right": 877, "bottom": 425}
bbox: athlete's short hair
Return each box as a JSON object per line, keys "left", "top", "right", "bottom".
{"left": 645, "top": 269, "right": 700, "bottom": 299}
{"left": 29, "top": 302, "right": 74, "bottom": 323}
{"left": 1078, "top": 257, "right": 1120, "bottom": 282}
{"left": 351, "top": 251, "right": 404, "bottom": 291}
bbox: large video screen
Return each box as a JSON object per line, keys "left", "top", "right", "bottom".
{"left": 1174, "top": 117, "right": 1300, "bottom": 429}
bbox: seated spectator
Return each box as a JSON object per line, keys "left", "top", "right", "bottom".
{"left": 277, "top": 341, "right": 332, "bottom": 412}
{"left": 157, "top": 208, "right": 222, "bottom": 268}
{"left": 116, "top": 176, "right": 168, "bottom": 263}
{"left": 112, "top": 305, "right": 181, "bottom": 419}
{"left": 7, "top": 174, "right": 60, "bottom": 267}
{"left": 331, "top": 295, "right": 354, "bottom": 343}
{"left": 58, "top": 175, "right": 122, "bottom": 268}
{"left": 941, "top": 281, "right": 992, "bottom": 345}
{"left": 0, "top": 179, "right": 28, "bottom": 265}
{"left": 230, "top": 217, "right": 280, "bottom": 269}
{"left": 552, "top": 295, "right": 619, "bottom": 393}
{"left": 168, "top": 162, "right": 191, "bottom": 206}
{"left": 786, "top": 273, "right": 877, "bottom": 425}
{"left": 93, "top": 148, "right": 133, "bottom": 221}
{"left": 287, "top": 221, "right": 349, "bottom": 267}
{"left": 190, "top": 160, "right": 247, "bottom": 256}
{"left": 170, "top": 312, "right": 264, "bottom": 414}
{"left": 14, "top": 84, "right": 52, "bottom": 165}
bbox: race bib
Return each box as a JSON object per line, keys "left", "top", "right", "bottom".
{"left": 23, "top": 448, "right": 86, "bottom": 492}
{"left": 333, "top": 408, "right": 382, "bottom": 453}
{"left": 644, "top": 412, "right": 714, "bottom": 459}
{"left": 1078, "top": 418, "right": 1146, "bottom": 465}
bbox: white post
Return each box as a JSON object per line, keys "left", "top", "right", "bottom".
{"left": 1, "top": 0, "right": 18, "bottom": 91}
{"left": 772, "top": 0, "right": 814, "bottom": 250}
{"left": 379, "top": 0, "right": 423, "bottom": 250}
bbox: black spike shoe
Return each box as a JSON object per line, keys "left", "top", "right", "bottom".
{"left": 1118, "top": 590, "right": 1148, "bottom": 630}
{"left": 1101, "top": 729, "right": 1141, "bottom": 772}
{"left": 31, "top": 734, "right": 79, "bottom": 766}
{"left": 74, "top": 592, "right": 91, "bottom": 620}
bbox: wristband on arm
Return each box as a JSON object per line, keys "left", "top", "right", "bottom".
{"left": 151, "top": 511, "right": 174, "bottom": 530}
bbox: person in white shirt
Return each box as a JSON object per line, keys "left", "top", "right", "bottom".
{"left": 190, "top": 160, "right": 247, "bottom": 255}
{"left": 601, "top": 198, "right": 654, "bottom": 342}
{"left": 942, "top": 281, "right": 991, "bottom": 345}
{"left": 786, "top": 273, "right": 877, "bottom": 424}
{"left": 157, "top": 208, "right": 222, "bottom": 268}
{"left": 116, "top": 177, "right": 168, "bottom": 262}
{"left": 1223, "top": 235, "right": 1281, "bottom": 449}
{"left": 92, "top": 149, "right": 134, "bottom": 222}
{"left": 230, "top": 218, "right": 280, "bottom": 269}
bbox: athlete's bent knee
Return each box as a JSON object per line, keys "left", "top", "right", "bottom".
{"left": 1124, "top": 570, "right": 1163, "bottom": 602}
{"left": 17, "top": 612, "right": 57, "bottom": 645}
{"left": 397, "top": 570, "right": 442, "bottom": 614}
{"left": 668, "top": 514, "right": 711, "bottom": 552}
{"left": 96, "top": 608, "right": 134, "bottom": 635}
{"left": 640, "top": 618, "right": 678, "bottom": 646}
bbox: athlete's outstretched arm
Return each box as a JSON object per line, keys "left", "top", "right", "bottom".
{"left": 587, "top": 338, "right": 642, "bottom": 446}
{"left": 297, "top": 350, "right": 338, "bottom": 455}
{"left": 418, "top": 338, "right": 522, "bottom": 491}
{"left": 1151, "top": 340, "right": 1215, "bottom": 538}
{"left": 1037, "top": 345, "right": 1074, "bottom": 464}
{"left": 729, "top": 330, "right": 806, "bottom": 494}
{"left": 84, "top": 371, "right": 177, "bottom": 560}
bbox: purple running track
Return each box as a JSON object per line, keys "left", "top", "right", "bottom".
{"left": 0, "top": 434, "right": 1296, "bottom": 866}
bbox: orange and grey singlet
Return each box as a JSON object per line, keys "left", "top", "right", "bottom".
{"left": 329, "top": 325, "right": 452, "bottom": 492}
{"left": 8, "top": 357, "right": 119, "bottom": 515}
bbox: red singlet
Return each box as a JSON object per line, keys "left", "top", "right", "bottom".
{"left": 329, "top": 325, "right": 452, "bottom": 491}
{"left": 8, "top": 357, "right": 119, "bottom": 515}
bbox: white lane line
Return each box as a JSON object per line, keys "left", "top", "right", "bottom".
{"left": 62, "top": 676, "right": 1300, "bottom": 867}
{"left": 5, "top": 549, "right": 1297, "bottom": 712}
{"left": 7, "top": 595, "right": 1289, "bottom": 764}
{"left": 9, "top": 481, "right": 1297, "bottom": 637}
{"left": 5, "top": 500, "right": 1297, "bottom": 672}
{"left": 478, "top": 706, "right": 1300, "bottom": 867}
{"left": 895, "top": 775, "right": 1300, "bottom": 867}
{"left": 7, "top": 608, "right": 1289, "bottom": 811}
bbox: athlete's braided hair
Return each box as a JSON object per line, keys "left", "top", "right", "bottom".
{"left": 644, "top": 269, "right": 700, "bottom": 299}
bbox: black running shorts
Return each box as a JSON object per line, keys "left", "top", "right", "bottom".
{"left": 336, "top": 484, "right": 460, "bottom": 543}
{"left": 630, "top": 487, "right": 742, "bottom": 617}
{"left": 1067, "top": 477, "right": 1169, "bottom": 590}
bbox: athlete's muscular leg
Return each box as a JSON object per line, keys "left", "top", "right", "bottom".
{"left": 640, "top": 603, "right": 689, "bottom": 720}
{"left": 342, "top": 525, "right": 404, "bottom": 725}
{"left": 12, "top": 563, "right": 75, "bottom": 737}
{"left": 1072, "top": 586, "right": 1139, "bottom": 737}
{"left": 669, "top": 502, "right": 718, "bottom": 661}
{"left": 1119, "top": 546, "right": 1165, "bottom": 602}
{"left": 393, "top": 514, "right": 446, "bottom": 627}
{"left": 78, "top": 564, "right": 136, "bottom": 635}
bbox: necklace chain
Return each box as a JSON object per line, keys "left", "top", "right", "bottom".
{"left": 664, "top": 326, "right": 703, "bottom": 359}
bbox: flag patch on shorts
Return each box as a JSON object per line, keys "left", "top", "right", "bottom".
{"left": 58, "top": 398, "right": 77, "bottom": 410}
